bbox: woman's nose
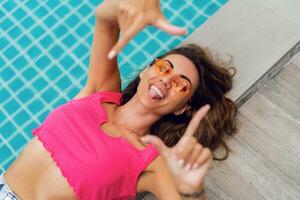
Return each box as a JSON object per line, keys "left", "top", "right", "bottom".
{"left": 160, "top": 76, "right": 172, "bottom": 88}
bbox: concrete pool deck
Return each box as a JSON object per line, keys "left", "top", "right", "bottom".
{"left": 137, "top": 0, "right": 300, "bottom": 199}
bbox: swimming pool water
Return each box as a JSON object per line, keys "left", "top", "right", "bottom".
{"left": 0, "top": 0, "right": 228, "bottom": 172}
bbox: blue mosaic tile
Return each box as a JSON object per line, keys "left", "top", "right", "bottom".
{"left": 8, "top": 26, "right": 22, "bottom": 39}
{"left": 18, "top": 89, "right": 34, "bottom": 104}
{"left": 8, "top": 78, "right": 25, "bottom": 91}
{"left": 40, "top": 35, "right": 55, "bottom": 48}
{"left": 62, "top": 34, "right": 77, "bottom": 47}
{"left": 41, "top": 88, "right": 58, "bottom": 103}
{"left": 60, "top": 55, "right": 75, "bottom": 67}
{"left": 3, "top": 98, "right": 21, "bottom": 115}
{"left": 205, "top": 2, "right": 219, "bottom": 16}
{"left": 53, "top": 24, "right": 68, "bottom": 38}
{"left": 0, "top": 110, "right": 6, "bottom": 122}
{"left": 65, "top": 14, "right": 80, "bottom": 27}
{"left": 18, "top": 35, "right": 32, "bottom": 47}
{"left": 45, "top": 66, "right": 62, "bottom": 80}
{"left": 44, "top": 15, "right": 57, "bottom": 28}
{"left": 32, "top": 78, "right": 48, "bottom": 91}
{"left": 0, "top": 18, "right": 14, "bottom": 30}
{"left": 49, "top": 45, "right": 64, "bottom": 58}
{"left": 75, "top": 23, "right": 90, "bottom": 37}
{"left": 73, "top": 44, "right": 89, "bottom": 58}
{"left": 28, "top": 99, "right": 44, "bottom": 113}
{"left": 36, "top": 56, "right": 51, "bottom": 68}
{"left": 0, "top": 122, "right": 16, "bottom": 139}
{"left": 21, "top": 16, "right": 35, "bottom": 29}
{"left": 4, "top": 46, "right": 19, "bottom": 60}
{"left": 3, "top": 157, "right": 16, "bottom": 171}
{"left": 27, "top": 46, "right": 42, "bottom": 59}
{"left": 57, "top": 76, "right": 72, "bottom": 90}
{"left": 0, "top": 89, "right": 10, "bottom": 102}
{"left": 22, "top": 68, "right": 38, "bottom": 81}
{"left": 31, "top": 26, "right": 46, "bottom": 39}
{"left": 37, "top": 110, "right": 50, "bottom": 122}
{"left": 0, "top": 0, "right": 228, "bottom": 172}
{"left": 0, "top": 68, "right": 15, "bottom": 82}
{"left": 70, "top": 66, "right": 85, "bottom": 77}
{"left": 15, "top": 110, "right": 30, "bottom": 126}
{"left": 46, "top": 0, "right": 60, "bottom": 9}
{"left": 0, "top": 146, "right": 12, "bottom": 163}
{"left": 12, "top": 56, "right": 28, "bottom": 70}
{"left": 0, "top": 37, "right": 9, "bottom": 49}
{"left": 2, "top": 1, "right": 16, "bottom": 12}
{"left": 24, "top": 121, "right": 39, "bottom": 138}
{"left": 10, "top": 134, "right": 27, "bottom": 151}
{"left": 25, "top": 0, "right": 39, "bottom": 10}
{"left": 12, "top": 7, "right": 27, "bottom": 20}
{"left": 143, "top": 40, "right": 161, "bottom": 55}
{"left": 35, "top": 6, "right": 48, "bottom": 18}
{"left": 56, "top": 5, "right": 70, "bottom": 18}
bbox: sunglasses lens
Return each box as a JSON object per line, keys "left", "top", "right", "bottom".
{"left": 156, "top": 60, "right": 171, "bottom": 75}
{"left": 154, "top": 59, "right": 190, "bottom": 94}
{"left": 172, "top": 78, "right": 189, "bottom": 93}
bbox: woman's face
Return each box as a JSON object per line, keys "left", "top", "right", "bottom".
{"left": 137, "top": 54, "right": 199, "bottom": 115}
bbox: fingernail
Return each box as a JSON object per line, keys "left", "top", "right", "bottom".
{"left": 178, "top": 159, "right": 185, "bottom": 168}
{"left": 108, "top": 50, "right": 116, "bottom": 60}
{"left": 192, "top": 163, "right": 199, "bottom": 170}
{"left": 185, "top": 29, "right": 189, "bottom": 35}
{"left": 185, "top": 164, "right": 191, "bottom": 171}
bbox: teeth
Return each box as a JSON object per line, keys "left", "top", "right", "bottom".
{"left": 150, "top": 85, "right": 164, "bottom": 99}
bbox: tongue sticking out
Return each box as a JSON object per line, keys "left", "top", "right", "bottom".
{"left": 149, "top": 87, "right": 162, "bottom": 99}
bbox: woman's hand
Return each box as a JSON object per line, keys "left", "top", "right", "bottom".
{"left": 141, "top": 105, "right": 213, "bottom": 194}
{"left": 95, "top": 0, "right": 187, "bottom": 59}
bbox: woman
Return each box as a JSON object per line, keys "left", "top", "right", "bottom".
{"left": 1, "top": 0, "right": 237, "bottom": 199}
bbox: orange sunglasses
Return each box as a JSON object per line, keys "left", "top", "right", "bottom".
{"left": 151, "top": 58, "right": 191, "bottom": 94}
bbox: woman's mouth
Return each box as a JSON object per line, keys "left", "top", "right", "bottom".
{"left": 148, "top": 84, "right": 164, "bottom": 100}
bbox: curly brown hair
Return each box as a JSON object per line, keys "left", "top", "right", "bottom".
{"left": 121, "top": 43, "right": 238, "bottom": 160}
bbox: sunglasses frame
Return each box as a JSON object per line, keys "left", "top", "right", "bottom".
{"left": 151, "top": 58, "right": 191, "bottom": 94}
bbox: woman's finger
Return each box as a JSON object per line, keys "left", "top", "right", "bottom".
{"left": 152, "top": 17, "right": 187, "bottom": 36}
{"left": 183, "top": 104, "right": 210, "bottom": 138}
{"left": 117, "top": 9, "right": 127, "bottom": 34}
{"left": 140, "top": 135, "right": 168, "bottom": 154}
{"left": 195, "top": 156, "right": 213, "bottom": 183}
{"left": 194, "top": 148, "right": 212, "bottom": 169}
{"left": 175, "top": 136, "right": 197, "bottom": 166}
{"left": 108, "top": 15, "right": 145, "bottom": 59}
{"left": 184, "top": 143, "right": 203, "bottom": 170}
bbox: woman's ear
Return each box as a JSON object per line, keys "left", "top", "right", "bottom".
{"left": 174, "top": 104, "right": 191, "bottom": 116}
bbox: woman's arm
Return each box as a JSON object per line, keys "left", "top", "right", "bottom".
{"left": 85, "top": 5, "right": 121, "bottom": 93}
{"left": 139, "top": 106, "right": 212, "bottom": 199}
{"left": 76, "top": 0, "right": 186, "bottom": 97}
{"left": 137, "top": 156, "right": 181, "bottom": 200}
{"left": 138, "top": 156, "right": 206, "bottom": 200}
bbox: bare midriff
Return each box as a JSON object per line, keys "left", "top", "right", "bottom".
{"left": 4, "top": 137, "right": 77, "bottom": 200}
{"left": 4, "top": 130, "right": 151, "bottom": 199}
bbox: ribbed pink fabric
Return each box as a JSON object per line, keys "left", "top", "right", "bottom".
{"left": 32, "top": 91, "right": 160, "bottom": 200}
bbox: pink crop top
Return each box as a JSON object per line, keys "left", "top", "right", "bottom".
{"left": 32, "top": 91, "right": 160, "bottom": 200}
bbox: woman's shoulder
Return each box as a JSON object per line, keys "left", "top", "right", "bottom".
{"left": 143, "top": 154, "right": 165, "bottom": 173}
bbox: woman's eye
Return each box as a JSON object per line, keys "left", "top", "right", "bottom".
{"left": 173, "top": 79, "right": 189, "bottom": 92}
{"left": 160, "top": 65, "right": 170, "bottom": 73}
{"left": 173, "top": 79, "right": 182, "bottom": 87}
{"left": 181, "top": 85, "right": 188, "bottom": 92}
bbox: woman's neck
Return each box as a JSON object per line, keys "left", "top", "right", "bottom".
{"left": 112, "top": 94, "right": 161, "bottom": 137}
